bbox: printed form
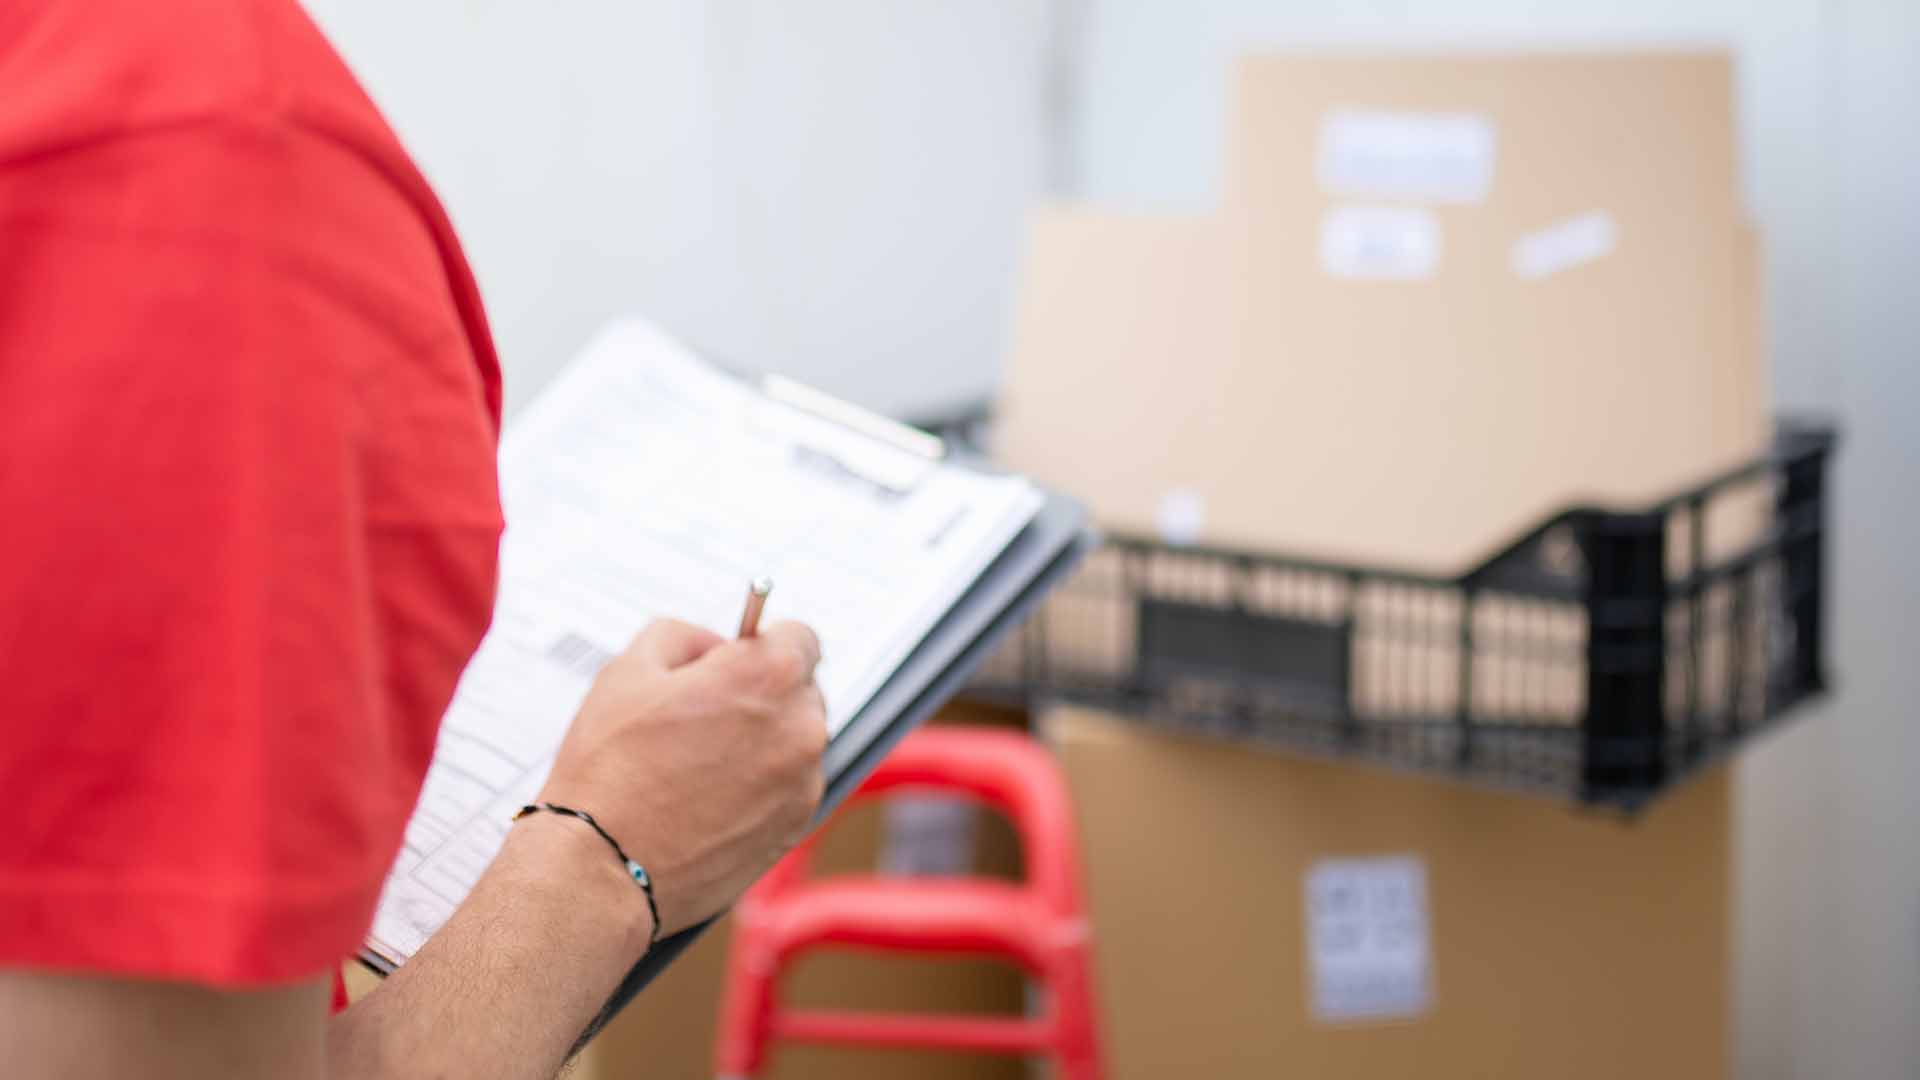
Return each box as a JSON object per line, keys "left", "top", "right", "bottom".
{"left": 367, "top": 320, "right": 1041, "bottom": 965}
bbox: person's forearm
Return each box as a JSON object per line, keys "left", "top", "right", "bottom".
{"left": 328, "top": 813, "right": 654, "bottom": 1080}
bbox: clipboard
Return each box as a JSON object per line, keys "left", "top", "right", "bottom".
{"left": 353, "top": 321, "right": 1093, "bottom": 1043}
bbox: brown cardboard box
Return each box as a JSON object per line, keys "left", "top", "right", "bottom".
{"left": 998, "top": 206, "right": 1764, "bottom": 575}
{"left": 1229, "top": 50, "right": 1768, "bottom": 567}
{"left": 1050, "top": 705, "right": 1728, "bottom": 1079}
{"left": 998, "top": 49, "right": 1767, "bottom": 577}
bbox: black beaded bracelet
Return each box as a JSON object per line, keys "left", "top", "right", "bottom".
{"left": 513, "top": 802, "right": 662, "bottom": 947}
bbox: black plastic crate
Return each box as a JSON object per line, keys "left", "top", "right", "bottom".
{"left": 969, "top": 420, "right": 1837, "bottom": 810}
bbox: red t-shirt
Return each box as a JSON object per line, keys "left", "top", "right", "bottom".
{"left": 0, "top": 0, "right": 504, "bottom": 988}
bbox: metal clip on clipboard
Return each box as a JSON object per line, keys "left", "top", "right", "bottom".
{"left": 758, "top": 374, "right": 948, "bottom": 497}
{"left": 761, "top": 374, "right": 947, "bottom": 461}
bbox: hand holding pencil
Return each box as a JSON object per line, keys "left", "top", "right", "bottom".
{"left": 536, "top": 577, "right": 826, "bottom": 940}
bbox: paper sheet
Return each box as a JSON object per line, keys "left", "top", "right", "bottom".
{"left": 1319, "top": 205, "right": 1444, "bottom": 280}
{"left": 1316, "top": 108, "right": 1497, "bottom": 204}
{"left": 367, "top": 320, "right": 1041, "bottom": 964}
{"left": 1512, "top": 210, "right": 1619, "bottom": 280}
{"left": 1305, "top": 855, "right": 1433, "bottom": 1023}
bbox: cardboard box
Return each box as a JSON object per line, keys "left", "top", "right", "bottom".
{"left": 998, "top": 207, "right": 1763, "bottom": 575}
{"left": 1050, "top": 705, "right": 1729, "bottom": 1079}
{"left": 997, "top": 49, "right": 1767, "bottom": 577}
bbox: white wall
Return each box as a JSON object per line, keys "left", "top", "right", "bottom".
{"left": 301, "top": 0, "right": 1053, "bottom": 420}
{"left": 1060, "top": 3, "right": 1918, "bottom": 1078}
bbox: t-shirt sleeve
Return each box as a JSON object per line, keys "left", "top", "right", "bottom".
{"left": 0, "top": 119, "right": 497, "bottom": 986}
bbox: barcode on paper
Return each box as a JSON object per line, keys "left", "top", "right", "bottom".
{"left": 1305, "top": 855, "right": 1433, "bottom": 1023}
{"left": 546, "top": 632, "right": 614, "bottom": 679}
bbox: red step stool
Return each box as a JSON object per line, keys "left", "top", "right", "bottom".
{"left": 713, "top": 727, "right": 1104, "bottom": 1078}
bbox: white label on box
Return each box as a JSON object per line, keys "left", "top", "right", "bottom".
{"left": 879, "top": 796, "right": 978, "bottom": 877}
{"left": 1512, "top": 210, "right": 1618, "bottom": 279}
{"left": 1319, "top": 206, "right": 1442, "bottom": 280}
{"left": 1155, "top": 489, "right": 1207, "bottom": 546}
{"left": 1317, "top": 109, "right": 1497, "bottom": 204}
{"left": 1305, "top": 855, "right": 1432, "bottom": 1023}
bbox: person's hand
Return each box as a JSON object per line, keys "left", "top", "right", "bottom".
{"left": 537, "top": 618, "right": 828, "bottom": 939}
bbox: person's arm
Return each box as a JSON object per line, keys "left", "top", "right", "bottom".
{"left": 329, "top": 812, "right": 653, "bottom": 1077}
{"left": 0, "top": 619, "right": 828, "bottom": 1080}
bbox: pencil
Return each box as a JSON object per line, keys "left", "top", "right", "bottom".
{"left": 738, "top": 577, "right": 773, "bottom": 638}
